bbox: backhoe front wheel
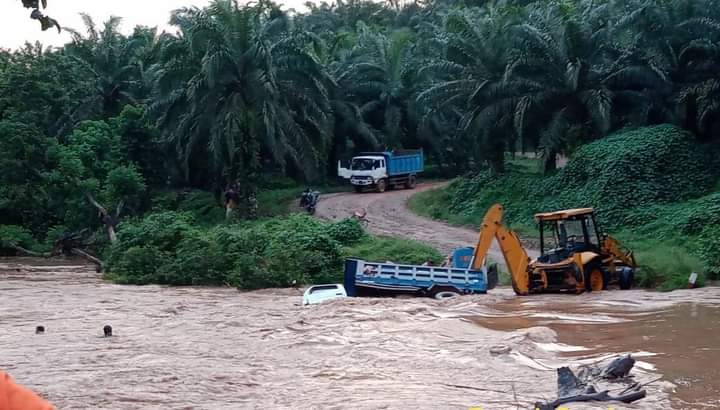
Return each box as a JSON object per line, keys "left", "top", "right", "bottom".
{"left": 584, "top": 265, "right": 605, "bottom": 292}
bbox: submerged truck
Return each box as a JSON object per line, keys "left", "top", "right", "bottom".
{"left": 338, "top": 149, "right": 424, "bottom": 192}
{"left": 343, "top": 247, "right": 499, "bottom": 299}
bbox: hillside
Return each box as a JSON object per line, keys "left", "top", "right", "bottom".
{"left": 410, "top": 125, "right": 720, "bottom": 290}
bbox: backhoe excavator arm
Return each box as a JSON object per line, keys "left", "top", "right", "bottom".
{"left": 602, "top": 235, "right": 637, "bottom": 269}
{"left": 470, "top": 204, "right": 531, "bottom": 295}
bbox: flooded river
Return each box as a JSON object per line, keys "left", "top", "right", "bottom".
{"left": 2, "top": 258, "right": 719, "bottom": 409}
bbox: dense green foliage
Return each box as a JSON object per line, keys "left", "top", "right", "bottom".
{"left": 411, "top": 125, "right": 720, "bottom": 288}
{"left": 106, "top": 214, "right": 439, "bottom": 287}
{"left": 3, "top": 0, "right": 720, "bottom": 288}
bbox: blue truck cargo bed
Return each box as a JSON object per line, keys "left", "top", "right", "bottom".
{"left": 358, "top": 150, "right": 423, "bottom": 177}
{"left": 343, "top": 258, "right": 488, "bottom": 297}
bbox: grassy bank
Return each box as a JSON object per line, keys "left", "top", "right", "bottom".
{"left": 409, "top": 125, "right": 720, "bottom": 290}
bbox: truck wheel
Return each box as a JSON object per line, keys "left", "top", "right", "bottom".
{"left": 376, "top": 179, "right": 386, "bottom": 193}
{"left": 405, "top": 175, "right": 417, "bottom": 189}
{"left": 354, "top": 186, "right": 363, "bottom": 193}
{"left": 619, "top": 268, "right": 634, "bottom": 290}
{"left": 434, "top": 291, "right": 460, "bottom": 300}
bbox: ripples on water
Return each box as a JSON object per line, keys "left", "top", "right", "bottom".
{"left": 3, "top": 258, "right": 717, "bottom": 409}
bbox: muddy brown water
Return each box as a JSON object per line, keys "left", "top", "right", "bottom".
{"left": 2, "top": 258, "right": 719, "bottom": 409}
{"left": 471, "top": 298, "right": 720, "bottom": 409}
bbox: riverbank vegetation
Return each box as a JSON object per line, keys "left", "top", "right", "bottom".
{"left": 411, "top": 125, "right": 719, "bottom": 289}
{"left": 2, "top": 0, "right": 720, "bottom": 288}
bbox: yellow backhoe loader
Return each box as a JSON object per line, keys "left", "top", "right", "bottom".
{"left": 470, "top": 204, "right": 636, "bottom": 295}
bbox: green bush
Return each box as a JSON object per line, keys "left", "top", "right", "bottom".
{"left": 325, "top": 218, "right": 367, "bottom": 245}
{"left": 0, "top": 224, "right": 41, "bottom": 253}
{"left": 176, "top": 190, "right": 225, "bottom": 225}
{"left": 107, "top": 213, "right": 346, "bottom": 288}
{"left": 106, "top": 211, "right": 444, "bottom": 289}
{"left": 539, "top": 125, "right": 717, "bottom": 228}
{"left": 344, "top": 236, "right": 443, "bottom": 265}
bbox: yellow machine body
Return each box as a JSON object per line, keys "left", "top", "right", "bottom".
{"left": 470, "top": 204, "right": 636, "bottom": 295}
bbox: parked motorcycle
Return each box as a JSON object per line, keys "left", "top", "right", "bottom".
{"left": 299, "top": 189, "right": 320, "bottom": 215}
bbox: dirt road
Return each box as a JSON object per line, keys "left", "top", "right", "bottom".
{"left": 315, "top": 183, "right": 539, "bottom": 265}
{"left": 5, "top": 259, "right": 720, "bottom": 409}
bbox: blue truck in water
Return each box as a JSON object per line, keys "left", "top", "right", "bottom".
{"left": 338, "top": 149, "right": 424, "bottom": 193}
{"left": 343, "top": 248, "right": 499, "bottom": 299}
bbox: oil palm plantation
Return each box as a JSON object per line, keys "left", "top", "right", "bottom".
{"left": 151, "top": 0, "right": 332, "bottom": 188}
{"left": 337, "top": 24, "right": 415, "bottom": 149}
{"left": 64, "top": 15, "right": 145, "bottom": 118}
{"left": 417, "top": 7, "right": 518, "bottom": 172}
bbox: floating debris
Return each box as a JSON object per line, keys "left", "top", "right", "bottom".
{"left": 535, "top": 355, "right": 647, "bottom": 410}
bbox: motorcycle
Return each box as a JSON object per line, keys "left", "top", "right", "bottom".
{"left": 299, "top": 189, "right": 320, "bottom": 215}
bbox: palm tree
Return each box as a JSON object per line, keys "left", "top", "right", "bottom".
{"left": 64, "top": 15, "right": 145, "bottom": 118}
{"left": 417, "top": 7, "right": 518, "bottom": 172}
{"left": 505, "top": 2, "right": 670, "bottom": 172}
{"left": 337, "top": 24, "right": 415, "bottom": 149}
{"left": 151, "top": 0, "right": 332, "bottom": 189}
{"left": 305, "top": 30, "right": 379, "bottom": 176}
{"left": 610, "top": 0, "right": 720, "bottom": 140}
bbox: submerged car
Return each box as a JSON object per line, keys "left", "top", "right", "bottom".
{"left": 302, "top": 284, "right": 348, "bottom": 305}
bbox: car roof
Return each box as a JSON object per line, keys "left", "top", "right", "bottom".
{"left": 534, "top": 208, "right": 595, "bottom": 221}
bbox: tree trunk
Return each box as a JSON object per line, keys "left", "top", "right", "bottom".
{"left": 107, "top": 226, "right": 117, "bottom": 243}
{"left": 84, "top": 192, "right": 122, "bottom": 243}
{"left": 10, "top": 245, "right": 50, "bottom": 258}
{"left": 544, "top": 151, "right": 557, "bottom": 173}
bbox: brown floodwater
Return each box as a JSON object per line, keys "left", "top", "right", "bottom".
{"left": 473, "top": 299, "right": 720, "bottom": 409}
{"left": 2, "top": 258, "right": 719, "bottom": 409}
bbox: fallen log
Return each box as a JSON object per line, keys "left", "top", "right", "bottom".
{"left": 534, "top": 356, "right": 647, "bottom": 410}
{"left": 71, "top": 248, "right": 103, "bottom": 272}
{"left": 9, "top": 244, "right": 50, "bottom": 258}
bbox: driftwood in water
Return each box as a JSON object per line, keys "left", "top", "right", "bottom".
{"left": 8, "top": 244, "right": 50, "bottom": 258}
{"left": 535, "top": 355, "right": 647, "bottom": 410}
{"left": 70, "top": 248, "right": 103, "bottom": 272}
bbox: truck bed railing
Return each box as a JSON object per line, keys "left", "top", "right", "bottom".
{"left": 343, "top": 258, "right": 488, "bottom": 296}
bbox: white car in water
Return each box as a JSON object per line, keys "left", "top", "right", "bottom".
{"left": 302, "top": 284, "right": 348, "bottom": 305}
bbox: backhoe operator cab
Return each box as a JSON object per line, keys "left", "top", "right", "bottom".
{"left": 470, "top": 204, "right": 636, "bottom": 296}
{"left": 536, "top": 208, "right": 601, "bottom": 264}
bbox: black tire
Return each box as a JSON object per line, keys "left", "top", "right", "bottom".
{"left": 376, "top": 179, "right": 387, "bottom": 193}
{"left": 584, "top": 263, "right": 605, "bottom": 292}
{"left": 602, "top": 270, "right": 611, "bottom": 290}
{"left": 354, "top": 186, "right": 363, "bottom": 193}
{"left": 405, "top": 175, "right": 417, "bottom": 189}
{"left": 307, "top": 206, "right": 316, "bottom": 215}
{"left": 619, "top": 268, "right": 634, "bottom": 290}
{"left": 434, "top": 291, "right": 460, "bottom": 300}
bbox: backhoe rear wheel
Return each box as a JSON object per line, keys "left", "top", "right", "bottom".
{"left": 584, "top": 265, "right": 605, "bottom": 292}
{"left": 619, "top": 268, "right": 634, "bottom": 290}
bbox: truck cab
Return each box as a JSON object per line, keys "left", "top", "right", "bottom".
{"left": 338, "top": 155, "right": 388, "bottom": 190}
{"left": 338, "top": 150, "right": 423, "bottom": 193}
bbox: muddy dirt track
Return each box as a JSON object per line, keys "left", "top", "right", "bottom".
{"left": 3, "top": 259, "right": 720, "bottom": 410}
{"left": 315, "top": 183, "right": 539, "bottom": 266}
